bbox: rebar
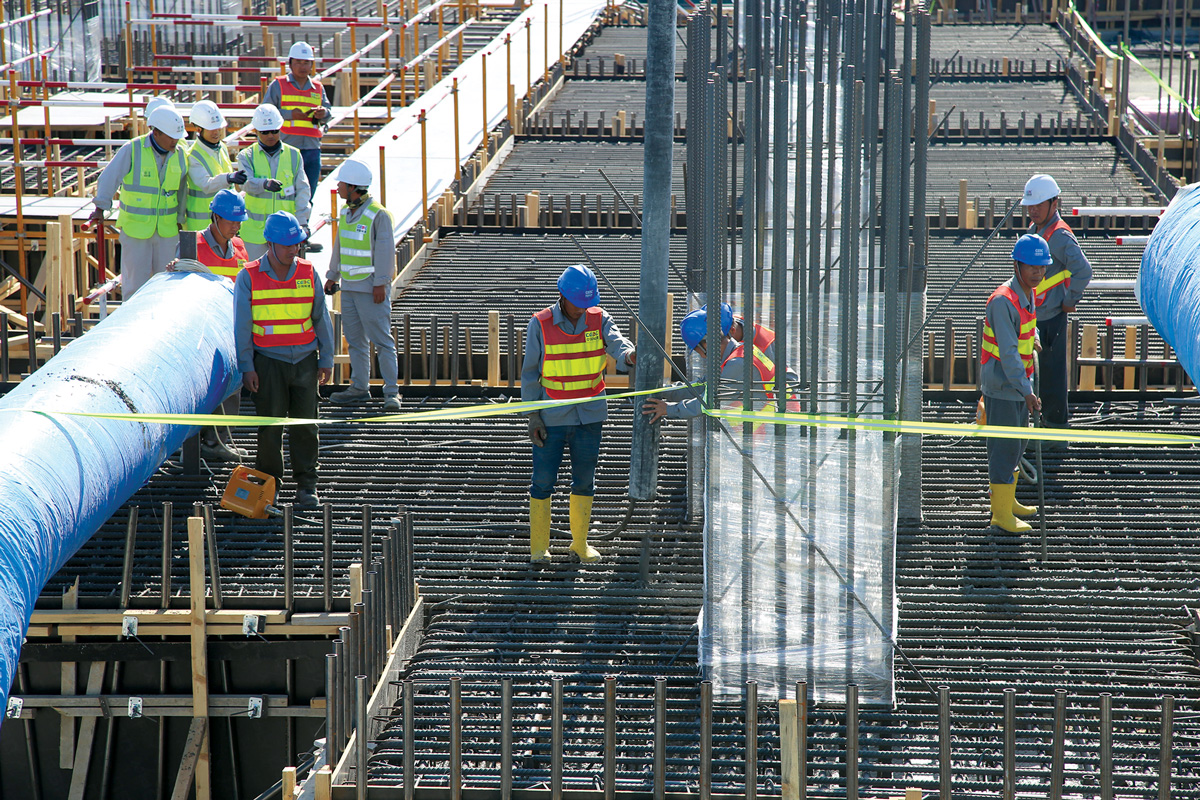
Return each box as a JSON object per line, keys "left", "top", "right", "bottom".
{"left": 1003, "top": 687, "right": 1016, "bottom": 800}
{"left": 356, "top": 674, "right": 368, "bottom": 800}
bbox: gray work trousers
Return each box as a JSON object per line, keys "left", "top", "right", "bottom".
{"left": 983, "top": 394, "right": 1028, "bottom": 484}
{"left": 118, "top": 231, "right": 178, "bottom": 298}
{"left": 341, "top": 287, "right": 398, "bottom": 395}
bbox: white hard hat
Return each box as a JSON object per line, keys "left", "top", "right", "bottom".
{"left": 145, "top": 96, "right": 175, "bottom": 117}
{"left": 1021, "top": 174, "right": 1061, "bottom": 206}
{"left": 147, "top": 106, "right": 187, "bottom": 139}
{"left": 188, "top": 99, "right": 226, "bottom": 131}
{"left": 251, "top": 104, "right": 285, "bottom": 132}
{"left": 289, "top": 41, "right": 315, "bottom": 61}
{"left": 336, "top": 159, "right": 373, "bottom": 188}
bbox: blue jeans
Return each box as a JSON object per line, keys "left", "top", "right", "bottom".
{"left": 530, "top": 422, "right": 603, "bottom": 499}
{"left": 300, "top": 148, "right": 322, "bottom": 193}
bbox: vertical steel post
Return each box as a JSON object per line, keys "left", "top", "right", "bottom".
{"left": 653, "top": 678, "right": 666, "bottom": 800}
{"left": 326, "top": 654, "right": 340, "bottom": 768}
{"left": 1051, "top": 689, "right": 1066, "bottom": 800}
{"left": 1100, "top": 693, "right": 1113, "bottom": 800}
{"left": 745, "top": 680, "right": 758, "bottom": 800}
{"left": 630, "top": 0, "right": 676, "bottom": 500}
{"left": 120, "top": 506, "right": 138, "bottom": 608}
{"left": 403, "top": 680, "right": 415, "bottom": 800}
{"left": 604, "top": 676, "right": 617, "bottom": 800}
{"left": 938, "top": 685, "right": 951, "bottom": 798}
{"left": 450, "top": 676, "right": 462, "bottom": 800}
{"left": 1160, "top": 695, "right": 1174, "bottom": 800}
{"left": 846, "top": 683, "right": 858, "bottom": 800}
{"left": 356, "top": 675, "right": 368, "bottom": 800}
{"left": 283, "top": 504, "right": 294, "bottom": 612}
{"left": 1003, "top": 688, "right": 1016, "bottom": 800}
{"left": 700, "top": 681, "right": 712, "bottom": 800}
{"left": 501, "top": 679, "right": 513, "bottom": 800}
{"left": 551, "top": 677, "right": 563, "bottom": 799}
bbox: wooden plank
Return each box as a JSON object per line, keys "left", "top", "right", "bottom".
{"left": 60, "top": 214, "right": 77, "bottom": 313}
{"left": 487, "top": 310, "right": 500, "bottom": 386}
{"left": 314, "top": 766, "right": 333, "bottom": 800}
{"left": 45, "top": 220, "right": 62, "bottom": 325}
{"left": 188, "top": 516, "right": 212, "bottom": 800}
{"left": 1124, "top": 326, "right": 1137, "bottom": 390}
{"left": 282, "top": 766, "right": 297, "bottom": 797}
{"left": 59, "top": 581, "right": 79, "bottom": 769}
{"left": 780, "top": 698, "right": 799, "bottom": 800}
{"left": 66, "top": 662, "right": 106, "bottom": 800}
{"left": 349, "top": 563, "right": 363, "bottom": 607}
{"left": 169, "top": 718, "right": 208, "bottom": 800}
{"left": 31, "top": 609, "right": 289, "bottom": 625}
{"left": 1078, "top": 324, "right": 1099, "bottom": 391}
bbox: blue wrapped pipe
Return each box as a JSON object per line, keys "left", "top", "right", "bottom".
{"left": 0, "top": 270, "right": 238, "bottom": 718}
{"left": 1139, "top": 184, "right": 1200, "bottom": 386}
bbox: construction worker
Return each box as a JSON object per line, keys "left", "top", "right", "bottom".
{"left": 522, "top": 264, "right": 636, "bottom": 563}
{"left": 729, "top": 308, "right": 776, "bottom": 363}
{"left": 264, "top": 41, "right": 330, "bottom": 220}
{"left": 233, "top": 211, "right": 334, "bottom": 508}
{"left": 323, "top": 159, "right": 401, "bottom": 412}
{"left": 642, "top": 304, "right": 780, "bottom": 423}
{"left": 239, "top": 104, "right": 312, "bottom": 262}
{"left": 191, "top": 189, "right": 252, "bottom": 461}
{"left": 89, "top": 103, "right": 189, "bottom": 298}
{"left": 1022, "top": 173, "right": 1092, "bottom": 441}
{"left": 184, "top": 99, "right": 247, "bottom": 232}
{"left": 980, "top": 234, "right": 1047, "bottom": 534}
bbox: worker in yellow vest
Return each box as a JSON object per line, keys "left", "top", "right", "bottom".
{"left": 980, "top": 234, "right": 1046, "bottom": 533}
{"left": 521, "top": 264, "right": 636, "bottom": 563}
{"left": 238, "top": 104, "right": 312, "bottom": 262}
{"left": 89, "top": 102, "right": 188, "bottom": 298}
{"left": 184, "top": 100, "right": 247, "bottom": 232}
{"left": 322, "top": 159, "right": 400, "bottom": 412}
{"left": 264, "top": 41, "right": 330, "bottom": 216}
{"left": 233, "top": 211, "right": 333, "bottom": 508}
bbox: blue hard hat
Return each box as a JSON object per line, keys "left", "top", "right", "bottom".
{"left": 717, "top": 303, "right": 733, "bottom": 336}
{"left": 1011, "top": 233, "right": 1053, "bottom": 266}
{"left": 209, "top": 189, "right": 248, "bottom": 222}
{"left": 557, "top": 263, "right": 600, "bottom": 308}
{"left": 263, "top": 211, "right": 307, "bottom": 245}
{"left": 680, "top": 304, "right": 733, "bottom": 352}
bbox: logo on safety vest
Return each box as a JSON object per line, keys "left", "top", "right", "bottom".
{"left": 585, "top": 330, "right": 601, "bottom": 344}
{"left": 356, "top": 224, "right": 368, "bottom": 233}
{"left": 296, "top": 278, "right": 313, "bottom": 289}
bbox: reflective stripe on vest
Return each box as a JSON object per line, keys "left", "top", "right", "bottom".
{"left": 241, "top": 144, "right": 300, "bottom": 244}
{"left": 723, "top": 343, "right": 777, "bottom": 399}
{"left": 247, "top": 258, "right": 317, "bottom": 347}
{"left": 981, "top": 284, "right": 1036, "bottom": 377}
{"left": 536, "top": 306, "right": 607, "bottom": 399}
{"left": 1033, "top": 217, "right": 1073, "bottom": 307}
{"left": 197, "top": 233, "right": 250, "bottom": 281}
{"left": 278, "top": 76, "right": 324, "bottom": 139}
{"left": 116, "top": 135, "right": 185, "bottom": 239}
{"left": 338, "top": 201, "right": 382, "bottom": 281}
{"left": 184, "top": 139, "right": 233, "bottom": 232}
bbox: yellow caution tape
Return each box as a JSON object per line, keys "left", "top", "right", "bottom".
{"left": 12, "top": 384, "right": 702, "bottom": 428}
{"left": 705, "top": 407, "right": 1200, "bottom": 446}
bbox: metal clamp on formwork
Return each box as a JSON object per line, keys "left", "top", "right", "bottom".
{"left": 127, "top": 697, "right": 143, "bottom": 719}
{"left": 6, "top": 697, "right": 22, "bottom": 719}
{"left": 243, "top": 615, "right": 268, "bottom": 638}
{"left": 247, "top": 697, "right": 263, "bottom": 719}
{"left": 121, "top": 616, "right": 154, "bottom": 655}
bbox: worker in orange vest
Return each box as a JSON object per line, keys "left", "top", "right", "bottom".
{"left": 264, "top": 40, "right": 331, "bottom": 226}
{"left": 980, "top": 234, "right": 1047, "bottom": 533}
{"left": 729, "top": 309, "right": 777, "bottom": 364}
{"left": 522, "top": 264, "right": 635, "bottom": 563}
{"left": 233, "top": 211, "right": 334, "bottom": 508}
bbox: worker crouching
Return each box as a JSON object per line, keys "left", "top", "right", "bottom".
{"left": 522, "top": 264, "right": 636, "bottom": 563}
{"left": 980, "top": 234, "right": 1047, "bottom": 533}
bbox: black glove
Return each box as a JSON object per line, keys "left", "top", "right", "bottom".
{"left": 527, "top": 412, "right": 547, "bottom": 447}
{"left": 227, "top": 170, "right": 248, "bottom": 185}
{"left": 263, "top": 179, "right": 284, "bottom": 193}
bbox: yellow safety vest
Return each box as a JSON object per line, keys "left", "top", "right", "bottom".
{"left": 338, "top": 200, "right": 383, "bottom": 282}
{"left": 116, "top": 135, "right": 186, "bottom": 239}
{"left": 241, "top": 143, "right": 301, "bottom": 245}
{"left": 184, "top": 138, "right": 233, "bottom": 232}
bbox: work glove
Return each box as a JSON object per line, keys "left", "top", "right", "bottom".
{"left": 227, "top": 170, "right": 248, "bottom": 185}
{"left": 527, "top": 412, "right": 547, "bottom": 447}
{"left": 263, "top": 178, "right": 284, "bottom": 193}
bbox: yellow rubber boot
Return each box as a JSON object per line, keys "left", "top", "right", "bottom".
{"left": 990, "top": 482, "right": 1032, "bottom": 533}
{"left": 568, "top": 494, "right": 601, "bottom": 563}
{"left": 1011, "top": 471, "right": 1037, "bottom": 517}
{"left": 530, "top": 497, "right": 552, "bottom": 562}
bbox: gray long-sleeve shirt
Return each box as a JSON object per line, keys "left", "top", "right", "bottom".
{"left": 521, "top": 302, "right": 635, "bottom": 426}
{"left": 234, "top": 255, "right": 334, "bottom": 373}
{"left": 1030, "top": 213, "right": 1092, "bottom": 321}
{"left": 981, "top": 275, "right": 1035, "bottom": 402}
{"left": 93, "top": 136, "right": 188, "bottom": 229}
{"left": 324, "top": 197, "right": 397, "bottom": 291}
{"left": 186, "top": 138, "right": 235, "bottom": 195}
{"left": 263, "top": 72, "right": 331, "bottom": 151}
{"left": 237, "top": 143, "right": 312, "bottom": 226}
{"left": 661, "top": 340, "right": 783, "bottom": 419}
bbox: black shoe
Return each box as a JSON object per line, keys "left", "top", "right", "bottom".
{"left": 295, "top": 488, "right": 320, "bottom": 508}
{"left": 305, "top": 241, "right": 324, "bottom": 253}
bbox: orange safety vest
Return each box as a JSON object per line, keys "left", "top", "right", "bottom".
{"left": 981, "top": 284, "right": 1036, "bottom": 378}
{"left": 734, "top": 316, "right": 776, "bottom": 353}
{"left": 197, "top": 233, "right": 250, "bottom": 281}
{"left": 277, "top": 76, "right": 324, "bottom": 139}
{"left": 247, "top": 258, "right": 318, "bottom": 348}
{"left": 1033, "top": 217, "right": 1073, "bottom": 307}
{"left": 536, "top": 306, "right": 607, "bottom": 399}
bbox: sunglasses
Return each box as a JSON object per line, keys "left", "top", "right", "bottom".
{"left": 258, "top": 129, "right": 281, "bottom": 136}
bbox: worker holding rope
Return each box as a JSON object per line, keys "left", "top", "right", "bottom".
{"left": 523, "top": 264, "right": 636, "bottom": 564}
{"left": 1022, "top": 173, "right": 1092, "bottom": 447}
{"left": 980, "top": 234, "right": 1048, "bottom": 534}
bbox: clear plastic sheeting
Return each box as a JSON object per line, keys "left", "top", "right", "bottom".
{"left": 1139, "top": 182, "right": 1200, "bottom": 385}
{"left": 701, "top": 416, "right": 896, "bottom": 705}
